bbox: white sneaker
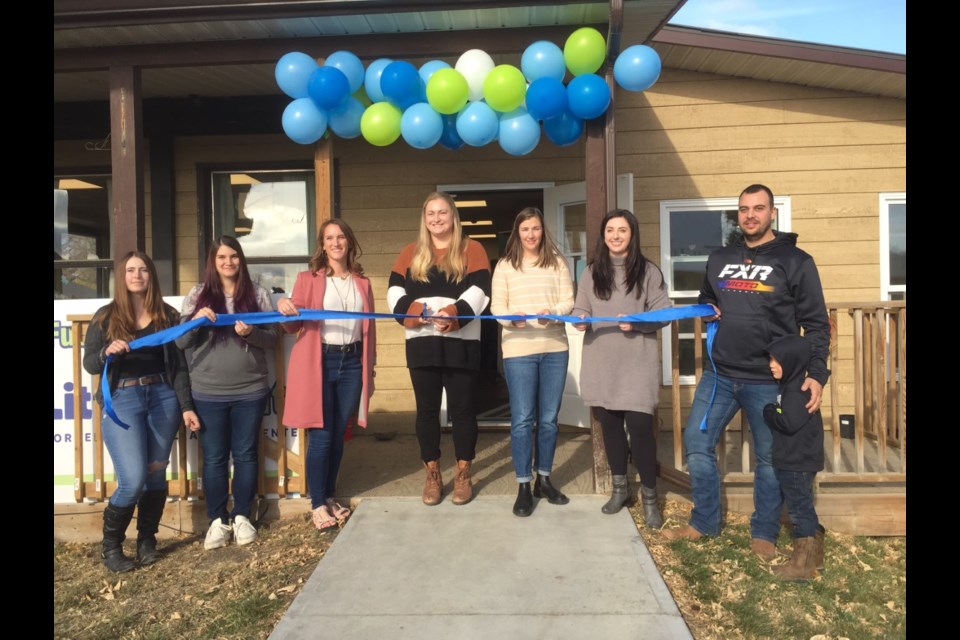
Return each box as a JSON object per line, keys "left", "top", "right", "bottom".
{"left": 233, "top": 515, "right": 257, "bottom": 546}
{"left": 204, "top": 520, "right": 232, "bottom": 550}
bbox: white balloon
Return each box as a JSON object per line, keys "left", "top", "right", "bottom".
{"left": 455, "top": 49, "right": 496, "bottom": 102}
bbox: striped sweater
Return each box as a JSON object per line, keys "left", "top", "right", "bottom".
{"left": 387, "top": 239, "right": 491, "bottom": 370}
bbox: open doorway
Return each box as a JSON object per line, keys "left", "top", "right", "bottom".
{"left": 440, "top": 183, "right": 552, "bottom": 427}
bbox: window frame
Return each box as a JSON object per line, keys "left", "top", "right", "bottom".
{"left": 53, "top": 168, "right": 115, "bottom": 300}
{"left": 658, "top": 195, "right": 792, "bottom": 385}
{"left": 879, "top": 192, "right": 906, "bottom": 301}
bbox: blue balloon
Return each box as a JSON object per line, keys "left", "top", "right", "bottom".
{"left": 282, "top": 98, "right": 328, "bottom": 144}
{"left": 521, "top": 40, "right": 566, "bottom": 82}
{"left": 328, "top": 97, "right": 364, "bottom": 139}
{"left": 380, "top": 61, "right": 421, "bottom": 110}
{"left": 543, "top": 109, "right": 584, "bottom": 146}
{"left": 401, "top": 102, "right": 444, "bottom": 149}
{"left": 325, "top": 50, "right": 365, "bottom": 94}
{"left": 613, "top": 44, "right": 662, "bottom": 92}
{"left": 498, "top": 107, "right": 541, "bottom": 156}
{"left": 525, "top": 76, "right": 568, "bottom": 121}
{"left": 567, "top": 74, "right": 611, "bottom": 120}
{"left": 364, "top": 58, "right": 393, "bottom": 103}
{"left": 276, "top": 52, "right": 319, "bottom": 99}
{"left": 439, "top": 114, "right": 464, "bottom": 150}
{"left": 419, "top": 60, "right": 452, "bottom": 86}
{"left": 308, "top": 66, "right": 350, "bottom": 112}
{"left": 456, "top": 101, "right": 499, "bottom": 147}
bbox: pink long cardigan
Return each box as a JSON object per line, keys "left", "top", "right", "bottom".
{"left": 281, "top": 270, "right": 376, "bottom": 429}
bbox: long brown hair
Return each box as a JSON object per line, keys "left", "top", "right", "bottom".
{"left": 500, "top": 207, "right": 562, "bottom": 271}
{"left": 589, "top": 209, "right": 656, "bottom": 301}
{"left": 100, "top": 251, "right": 172, "bottom": 342}
{"left": 195, "top": 235, "right": 258, "bottom": 314}
{"left": 409, "top": 191, "right": 468, "bottom": 283}
{"left": 308, "top": 219, "right": 364, "bottom": 276}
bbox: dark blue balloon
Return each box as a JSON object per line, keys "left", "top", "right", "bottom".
{"left": 439, "top": 114, "right": 464, "bottom": 150}
{"left": 525, "top": 77, "right": 568, "bottom": 121}
{"left": 543, "top": 109, "right": 584, "bottom": 146}
{"left": 307, "top": 66, "right": 350, "bottom": 112}
{"left": 380, "top": 61, "right": 421, "bottom": 111}
{"left": 566, "top": 73, "right": 611, "bottom": 120}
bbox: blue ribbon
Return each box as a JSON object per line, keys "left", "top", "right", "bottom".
{"left": 699, "top": 321, "right": 719, "bottom": 432}
{"left": 103, "top": 304, "right": 718, "bottom": 429}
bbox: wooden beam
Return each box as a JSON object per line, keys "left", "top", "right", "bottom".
{"left": 314, "top": 137, "right": 334, "bottom": 226}
{"left": 109, "top": 65, "right": 145, "bottom": 256}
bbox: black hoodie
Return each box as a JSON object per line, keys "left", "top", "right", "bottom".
{"left": 699, "top": 231, "right": 830, "bottom": 385}
{"left": 763, "top": 335, "right": 824, "bottom": 472}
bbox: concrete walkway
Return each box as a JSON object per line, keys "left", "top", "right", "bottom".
{"left": 269, "top": 496, "right": 693, "bottom": 640}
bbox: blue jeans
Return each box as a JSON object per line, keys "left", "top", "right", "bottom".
{"left": 101, "top": 382, "right": 181, "bottom": 508}
{"left": 776, "top": 469, "right": 819, "bottom": 538}
{"left": 195, "top": 394, "right": 269, "bottom": 523}
{"left": 503, "top": 350, "right": 569, "bottom": 483}
{"left": 307, "top": 351, "right": 363, "bottom": 509}
{"left": 683, "top": 369, "right": 782, "bottom": 541}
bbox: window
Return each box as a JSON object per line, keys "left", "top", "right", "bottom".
{"left": 54, "top": 174, "right": 114, "bottom": 299}
{"left": 659, "top": 196, "right": 791, "bottom": 385}
{"left": 880, "top": 193, "right": 906, "bottom": 301}
{"left": 210, "top": 170, "right": 317, "bottom": 295}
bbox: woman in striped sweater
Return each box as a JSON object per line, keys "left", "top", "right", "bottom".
{"left": 491, "top": 208, "right": 575, "bottom": 517}
{"left": 387, "top": 192, "right": 491, "bottom": 506}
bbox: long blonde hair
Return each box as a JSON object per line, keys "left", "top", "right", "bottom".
{"left": 98, "top": 251, "right": 172, "bottom": 342}
{"left": 308, "top": 219, "right": 365, "bottom": 276}
{"left": 409, "top": 191, "right": 468, "bottom": 283}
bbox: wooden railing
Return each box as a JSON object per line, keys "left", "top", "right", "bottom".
{"left": 665, "top": 301, "right": 906, "bottom": 486}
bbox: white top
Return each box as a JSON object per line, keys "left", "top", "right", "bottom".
{"left": 322, "top": 275, "right": 363, "bottom": 345}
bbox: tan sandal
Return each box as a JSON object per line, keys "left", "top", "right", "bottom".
{"left": 326, "top": 499, "right": 351, "bottom": 522}
{"left": 311, "top": 506, "right": 339, "bottom": 531}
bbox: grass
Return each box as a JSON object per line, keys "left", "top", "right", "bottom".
{"left": 54, "top": 500, "right": 905, "bottom": 639}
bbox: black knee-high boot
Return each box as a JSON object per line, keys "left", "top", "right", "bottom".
{"left": 102, "top": 504, "right": 137, "bottom": 573}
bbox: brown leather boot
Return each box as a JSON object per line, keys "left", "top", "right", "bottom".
{"left": 751, "top": 538, "right": 777, "bottom": 562}
{"left": 814, "top": 525, "right": 826, "bottom": 569}
{"left": 772, "top": 536, "right": 818, "bottom": 581}
{"left": 452, "top": 460, "right": 473, "bottom": 505}
{"left": 662, "top": 524, "right": 703, "bottom": 541}
{"left": 422, "top": 461, "right": 443, "bottom": 506}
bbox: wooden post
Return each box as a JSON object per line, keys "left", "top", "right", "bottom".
{"left": 109, "top": 65, "right": 145, "bottom": 256}
{"left": 314, "top": 137, "right": 333, "bottom": 226}
{"left": 852, "top": 309, "right": 865, "bottom": 473}
{"left": 671, "top": 320, "right": 682, "bottom": 471}
{"left": 177, "top": 422, "right": 188, "bottom": 499}
{"left": 829, "top": 308, "right": 841, "bottom": 472}
{"left": 71, "top": 320, "right": 86, "bottom": 503}
{"left": 93, "top": 372, "right": 105, "bottom": 501}
{"left": 873, "top": 309, "right": 887, "bottom": 469}
{"left": 274, "top": 346, "right": 289, "bottom": 498}
{"left": 897, "top": 307, "right": 906, "bottom": 473}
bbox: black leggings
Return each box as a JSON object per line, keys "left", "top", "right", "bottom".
{"left": 409, "top": 367, "right": 479, "bottom": 462}
{"left": 594, "top": 408, "right": 657, "bottom": 489}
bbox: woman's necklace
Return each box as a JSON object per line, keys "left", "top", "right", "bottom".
{"left": 330, "top": 274, "right": 355, "bottom": 311}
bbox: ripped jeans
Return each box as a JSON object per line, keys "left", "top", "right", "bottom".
{"left": 101, "top": 382, "right": 182, "bottom": 507}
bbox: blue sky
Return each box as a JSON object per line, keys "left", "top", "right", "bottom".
{"left": 669, "top": 0, "right": 906, "bottom": 54}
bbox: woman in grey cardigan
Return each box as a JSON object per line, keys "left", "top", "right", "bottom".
{"left": 573, "top": 209, "right": 671, "bottom": 528}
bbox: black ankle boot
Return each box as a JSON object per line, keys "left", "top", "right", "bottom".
{"left": 513, "top": 482, "right": 533, "bottom": 517}
{"left": 533, "top": 475, "right": 569, "bottom": 505}
{"left": 601, "top": 475, "right": 634, "bottom": 515}
{"left": 136, "top": 490, "right": 168, "bottom": 566}
{"left": 102, "top": 504, "right": 137, "bottom": 573}
{"left": 640, "top": 485, "right": 663, "bottom": 529}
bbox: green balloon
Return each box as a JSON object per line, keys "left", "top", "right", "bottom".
{"left": 426, "top": 68, "right": 469, "bottom": 115}
{"left": 564, "top": 27, "right": 606, "bottom": 76}
{"left": 360, "top": 102, "right": 402, "bottom": 146}
{"left": 482, "top": 64, "right": 526, "bottom": 113}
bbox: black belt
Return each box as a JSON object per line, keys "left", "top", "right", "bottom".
{"left": 118, "top": 373, "right": 168, "bottom": 388}
{"left": 322, "top": 341, "right": 362, "bottom": 354}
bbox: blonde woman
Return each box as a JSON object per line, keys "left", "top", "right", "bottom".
{"left": 490, "top": 207, "right": 575, "bottom": 517}
{"left": 387, "top": 192, "right": 491, "bottom": 506}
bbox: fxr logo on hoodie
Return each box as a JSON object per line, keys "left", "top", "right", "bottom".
{"left": 717, "top": 264, "right": 775, "bottom": 292}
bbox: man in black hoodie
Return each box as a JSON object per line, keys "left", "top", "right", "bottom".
{"left": 663, "top": 184, "right": 830, "bottom": 562}
{"left": 764, "top": 334, "right": 826, "bottom": 580}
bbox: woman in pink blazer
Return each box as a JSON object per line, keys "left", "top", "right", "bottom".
{"left": 277, "top": 219, "right": 376, "bottom": 531}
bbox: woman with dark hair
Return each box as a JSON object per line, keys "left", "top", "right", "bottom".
{"left": 491, "top": 207, "right": 575, "bottom": 517}
{"left": 277, "top": 219, "right": 376, "bottom": 531}
{"left": 573, "top": 210, "right": 671, "bottom": 527}
{"left": 83, "top": 252, "right": 200, "bottom": 572}
{"left": 177, "top": 236, "right": 277, "bottom": 550}
{"left": 388, "top": 191, "right": 491, "bottom": 507}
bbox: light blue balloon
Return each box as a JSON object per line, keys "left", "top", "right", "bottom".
{"left": 543, "top": 109, "right": 584, "bottom": 146}
{"left": 328, "top": 97, "right": 364, "bottom": 139}
{"left": 613, "top": 44, "right": 662, "bottom": 92}
{"left": 456, "top": 101, "right": 499, "bottom": 147}
{"left": 419, "top": 60, "right": 452, "bottom": 86}
{"left": 364, "top": 58, "right": 393, "bottom": 103}
{"left": 325, "top": 50, "right": 365, "bottom": 94}
{"left": 567, "top": 73, "right": 611, "bottom": 120}
{"left": 521, "top": 41, "right": 566, "bottom": 82}
{"left": 282, "top": 98, "right": 327, "bottom": 144}
{"left": 401, "top": 102, "right": 444, "bottom": 149}
{"left": 498, "top": 107, "right": 541, "bottom": 156}
{"left": 276, "top": 52, "right": 319, "bottom": 99}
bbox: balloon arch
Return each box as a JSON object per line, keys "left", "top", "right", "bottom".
{"left": 276, "top": 27, "right": 662, "bottom": 155}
